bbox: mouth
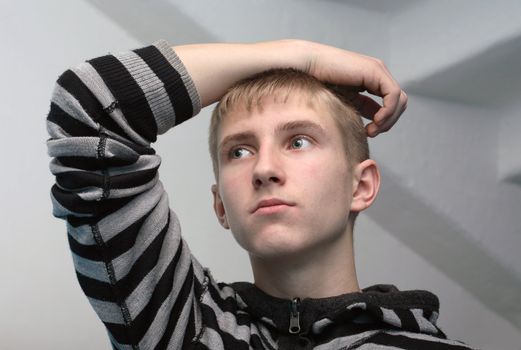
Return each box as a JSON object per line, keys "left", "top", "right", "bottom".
{"left": 251, "top": 198, "right": 295, "bottom": 214}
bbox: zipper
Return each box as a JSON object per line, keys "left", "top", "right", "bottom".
{"left": 289, "top": 297, "right": 301, "bottom": 334}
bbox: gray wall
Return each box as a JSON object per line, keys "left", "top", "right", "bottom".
{"left": 1, "top": 0, "right": 520, "bottom": 349}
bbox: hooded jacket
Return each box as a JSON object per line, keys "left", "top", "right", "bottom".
{"left": 231, "top": 282, "right": 471, "bottom": 349}
{"left": 46, "top": 40, "right": 475, "bottom": 349}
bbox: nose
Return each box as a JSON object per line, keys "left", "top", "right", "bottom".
{"left": 252, "top": 146, "right": 286, "bottom": 189}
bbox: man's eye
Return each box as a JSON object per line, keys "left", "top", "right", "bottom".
{"left": 290, "top": 137, "right": 311, "bottom": 149}
{"left": 230, "top": 147, "right": 252, "bottom": 159}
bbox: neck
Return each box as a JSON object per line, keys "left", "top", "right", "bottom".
{"left": 249, "top": 230, "right": 360, "bottom": 299}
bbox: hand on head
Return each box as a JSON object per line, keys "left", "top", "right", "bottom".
{"left": 304, "top": 41, "right": 408, "bottom": 137}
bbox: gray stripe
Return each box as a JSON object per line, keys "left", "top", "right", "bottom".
{"left": 47, "top": 119, "right": 71, "bottom": 139}
{"left": 429, "top": 310, "right": 439, "bottom": 324}
{"left": 50, "top": 192, "right": 93, "bottom": 219}
{"left": 206, "top": 273, "right": 279, "bottom": 345}
{"left": 411, "top": 309, "right": 439, "bottom": 335}
{"left": 166, "top": 285, "right": 196, "bottom": 350}
{"left": 207, "top": 277, "right": 236, "bottom": 300}
{"left": 75, "top": 187, "right": 103, "bottom": 201}
{"left": 48, "top": 158, "right": 101, "bottom": 177}
{"left": 71, "top": 251, "right": 110, "bottom": 283}
{"left": 235, "top": 293, "right": 248, "bottom": 309}
{"left": 114, "top": 50, "right": 176, "bottom": 135}
{"left": 103, "top": 137, "right": 140, "bottom": 159}
{"left": 259, "top": 316, "right": 277, "bottom": 329}
{"left": 96, "top": 180, "right": 165, "bottom": 242}
{"left": 72, "top": 62, "right": 149, "bottom": 146}
{"left": 136, "top": 239, "right": 195, "bottom": 349}
{"left": 201, "top": 289, "right": 252, "bottom": 343}
{"left": 51, "top": 84, "right": 99, "bottom": 130}
{"left": 357, "top": 344, "right": 403, "bottom": 350}
{"left": 47, "top": 137, "right": 100, "bottom": 158}
{"left": 209, "top": 278, "right": 275, "bottom": 347}
{"left": 346, "top": 302, "right": 367, "bottom": 310}
{"left": 381, "top": 307, "right": 402, "bottom": 328}
{"left": 251, "top": 321, "right": 277, "bottom": 349}
{"left": 48, "top": 135, "right": 138, "bottom": 161}
{"left": 199, "top": 326, "right": 225, "bottom": 350}
{"left": 314, "top": 330, "right": 382, "bottom": 350}
{"left": 107, "top": 332, "right": 135, "bottom": 350}
{"left": 124, "top": 215, "right": 185, "bottom": 319}
{"left": 112, "top": 189, "right": 170, "bottom": 281}
{"left": 103, "top": 173, "right": 159, "bottom": 200}
{"left": 106, "top": 154, "right": 161, "bottom": 176}
{"left": 87, "top": 297, "right": 125, "bottom": 324}
{"left": 312, "top": 317, "right": 333, "bottom": 334}
{"left": 384, "top": 330, "right": 476, "bottom": 348}
{"left": 191, "top": 253, "right": 207, "bottom": 286}
{"left": 192, "top": 295, "right": 203, "bottom": 342}
{"left": 67, "top": 223, "right": 97, "bottom": 246}
{"left": 154, "top": 40, "right": 201, "bottom": 120}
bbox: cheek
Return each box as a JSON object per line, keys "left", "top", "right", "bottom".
{"left": 304, "top": 157, "right": 352, "bottom": 204}
{"left": 219, "top": 168, "right": 250, "bottom": 216}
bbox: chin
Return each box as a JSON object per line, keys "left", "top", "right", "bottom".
{"left": 245, "top": 229, "right": 313, "bottom": 261}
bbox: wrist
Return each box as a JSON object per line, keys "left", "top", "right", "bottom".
{"left": 255, "top": 39, "right": 312, "bottom": 73}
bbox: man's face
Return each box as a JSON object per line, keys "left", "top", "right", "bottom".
{"left": 212, "top": 95, "right": 354, "bottom": 261}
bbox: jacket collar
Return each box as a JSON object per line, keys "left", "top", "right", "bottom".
{"left": 231, "top": 282, "right": 443, "bottom": 337}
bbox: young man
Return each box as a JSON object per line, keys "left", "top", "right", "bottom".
{"left": 47, "top": 39, "right": 473, "bottom": 349}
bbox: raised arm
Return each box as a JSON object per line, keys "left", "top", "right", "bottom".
{"left": 175, "top": 39, "right": 407, "bottom": 136}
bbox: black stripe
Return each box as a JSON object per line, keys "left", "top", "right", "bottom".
{"left": 56, "top": 166, "right": 158, "bottom": 190}
{"left": 205, "top": 282, "right": 255, "bottom": 329}
{"left": 200, "top": 303, "right": 250, "bottom": 350}
{"left": 192, "top": 342, "right": 211, "bottom": 350}
{"left": 134, "top": 45, "right": 193, "bottom": 125}
{"left": 52, "top": 185, "right": 137, "bottom": 217}
{"left": 206, "top": 281, "right": 240, "bottom": 315}
{"left": 313, "top": 321, "right": 378, "bottom": 346}
{"left": 251, "top": 333, "right": 272, "bottom": 350}
{"left": 180, "top": 304, "right": 197, "bottom": 350}
{"left": 368, "top": 332, "right": 472, "bottom": 349}
{"left": 105, "top": 242, "right": 188, "bottom": 344}
{"left": 56, "top": 156, "right": 137, "bottom": 171}
{"left": 56, "top": 70, "right": 132, "bottom": 139}
{"left": 88, "top": 55, "right": 157, "bottom": 142}
{"left": 115, "top": 214, "right": 171, "bottom": 299}
{"left": 394, "top": 309, "right": 420, "bottom": 333}
{"left": 76, "top": 271, "right": 116, "bottom": 302}
{"left": 154, "top": 264, "right": 196, "bottom": 350}
{"left": 47, "top": 102, "right": 98, "bottom": 137}
{"left": 68, "top": 212, "right": 150, "bottom": 262}
{"left": 67, "top": 215, "right": 98, "bottom": 227}
{"left": 56, "top": 171, "right": 104, "bottom": 190}
{"left": 366, "top": 304, "right": 384, "bottom": 323}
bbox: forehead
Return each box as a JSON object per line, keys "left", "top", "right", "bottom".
{"left": 218, "top": 94, "right": 336, "bottom": 139}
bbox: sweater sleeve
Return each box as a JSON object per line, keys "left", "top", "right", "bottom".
{"left": 46, "top": 40, "right": 209, "bottom": 349}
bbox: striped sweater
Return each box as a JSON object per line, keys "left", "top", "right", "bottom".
{"left": 47, "top": 40, "right": 476, "bottom": 350}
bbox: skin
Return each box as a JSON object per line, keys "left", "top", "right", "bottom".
{"left": 211, "top": 95, "right": 380, "bottom": 299}
{"left": 175, "top": 39, "right": 407, "bottom": 137}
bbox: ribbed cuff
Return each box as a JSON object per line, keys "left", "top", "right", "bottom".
{"left": 154, "top": 39, "right": 202, "bottom": 118}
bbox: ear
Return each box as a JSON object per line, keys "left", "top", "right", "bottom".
{"left": 350, "top": 159, "right": 380, "bottom": 213}
{"left": 211, "top": 184, "right": 230, "bottom": 229}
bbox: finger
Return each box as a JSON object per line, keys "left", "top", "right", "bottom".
{"left": 373, "top": 84, "right": 401, "bottom": 125}
{"left": 371, "top": 90, "right": 408, "bottom": 135}
{"left": 350, "top": 94, "right": 381, "bottom": 121}
{"left": 365, "top": 122, "right": 379, "bottom": 138}
{"left": 358, "top": 60, "right": 402, "bottom": 125}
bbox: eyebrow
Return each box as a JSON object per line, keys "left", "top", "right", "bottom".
{"left": 218, "top": 120, "right": 327, "bottom": 154}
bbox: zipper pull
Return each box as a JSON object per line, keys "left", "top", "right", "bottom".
{"left": 289, "top": 297, "right": 301, "bottom": 334}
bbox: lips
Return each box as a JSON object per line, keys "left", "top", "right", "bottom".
{"left": 251, "top": 198, "right": 295, "bottom": 214}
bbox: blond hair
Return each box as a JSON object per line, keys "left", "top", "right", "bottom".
{"left": 209, "top": 68, "right": 369, "bottom": 178}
